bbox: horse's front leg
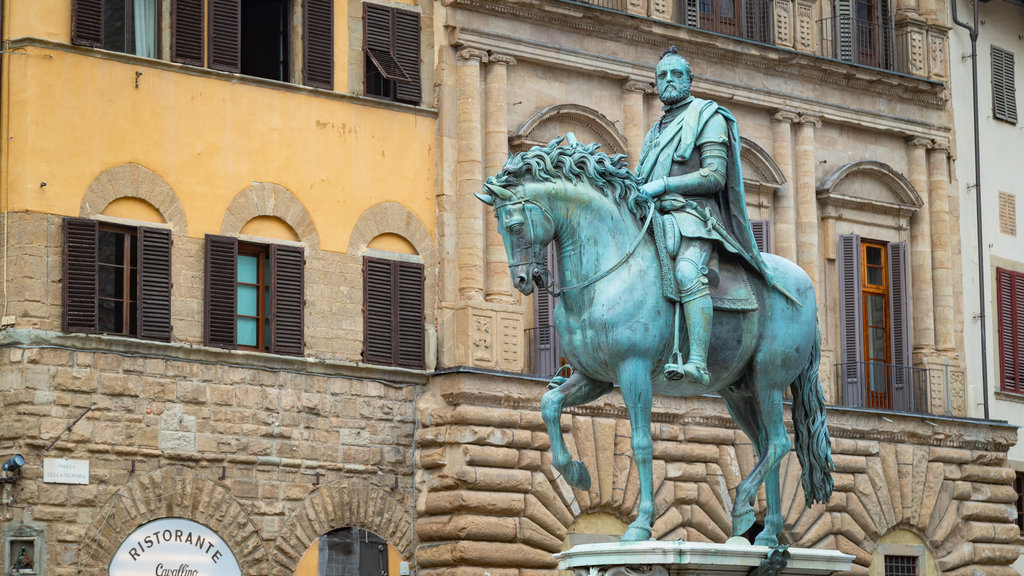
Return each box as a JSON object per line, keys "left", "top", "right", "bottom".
{"left": 617, "top": 357, "right": 655, "bottom": 541}
{"left": 541, "top": 371, "right": 613, "bottom": 491}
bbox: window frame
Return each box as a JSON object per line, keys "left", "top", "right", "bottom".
{"left": 996, "top": 267, "right": 1024, "bottom": 394}
{"left": 362, "top": 2, "right": 422, "bottom": 105}
{"left": 236, "top": 242, "right": 271, "bottom": 352}
{"left": 97, "top": 223, "right": 140, "bottom": 337}
{"left": 992, "top": 45, "right": 1018, "bottom": 125}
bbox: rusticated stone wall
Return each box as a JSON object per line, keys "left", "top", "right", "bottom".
{"left": 415, "top": 371, "right": 1019, "bottom": 576}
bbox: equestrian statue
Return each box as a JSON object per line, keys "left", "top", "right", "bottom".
{"left": 476, "top": 47, "right": 833, "bottom": 546}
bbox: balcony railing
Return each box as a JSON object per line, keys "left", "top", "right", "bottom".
{"left": 834, "top": 361, "right": 931, "bottom": 414}
{"left": 577, "top": 0, "right": 630, "bottom": 10}
{"left": 818, "top": 15, "right": 910, "bottom": 73}
{"left": 524, "top": 326, "right": 564, "bottom": 379}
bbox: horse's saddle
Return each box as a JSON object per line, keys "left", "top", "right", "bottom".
{"left": 652, "top": 213, "right": 759, "bottom": 312}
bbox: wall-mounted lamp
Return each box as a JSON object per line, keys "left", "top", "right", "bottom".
{"left": 1, "top": 454, "right": 24, "bottom": 484}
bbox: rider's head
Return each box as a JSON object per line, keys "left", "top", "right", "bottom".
{"left": 656, "top": 46, "right": 692, "bottom": 106}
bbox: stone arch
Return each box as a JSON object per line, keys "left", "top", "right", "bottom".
{"left": 269, "top": 478, "right": 413, "bottom": 576}
{"left": 79, "top": 163, "right": 188, "bottom": 233}
{"left": 221, "top": 182, "right": 320, "bottom": 250}
{"left": 817, "top": 160, "right": 923, "bottom": 213}
{"left": 739, "top": 137, "right": 786, "bottom": 192}
{"left": 76, "top": 465, "right": 267, "bottom": 575}
{"left": 509, "top": 104, "right": 628, "bottom": 155}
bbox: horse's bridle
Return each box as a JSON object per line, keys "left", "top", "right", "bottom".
{"left": 496, "top": 192, "right": 655, "bottom": 298}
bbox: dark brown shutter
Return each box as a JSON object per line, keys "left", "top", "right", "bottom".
{"left": 63, "top": 217, "right": 99, "bottom": 333}
{"left": 172, "top": 0, "right": 205, "bottom": 66}
{"left": 392, "top": 8, "right": 421, "bottom": 104}
{"left": 270, "top": 244, "right": 305, "bottom": 356}
{"left": 138, "top": 227, "right": 173, "bottom": 341}
{"left": 838, "top": 234, "right": 863, "bottom": 405}
{"left": 363, "top": 256, "right": 395, "bottom": 365}
{"left": 876, "top": 0, "right": 894, "bottom": 69}
{"left": 887, "top": 242, "right": 911, "bottom": 410}
{"left": 993, "top": 47, "right": 1018, "bottom": 124}
{"left": 205, "top": 235, "right": 238, "bottom": 349}
{"left": 303, "top": 0, "right": 334, "bottom": 89}
{"left": 363, "top": 4, "right": 410, "bottom": 82}
{"left": 395, "top": 261, "right": 425, "bottom": 369}
{"left": 750, "top": 220, "right": 770, "bottom": 253}
{"left": 209, "top": 0, "right": 241, "bottom": 73}
{"left": 72, "top": 0, "right": 104, "bottom": 47}
{"left": 532, "top": 242, "right": 561, "bottom": 377}
{"left": 998, "top": 268, "right": 1024, "bottom": 393}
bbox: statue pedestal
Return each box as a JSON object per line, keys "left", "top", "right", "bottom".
{"left": 556, "top": 540, "right": 854, "bottom": 576}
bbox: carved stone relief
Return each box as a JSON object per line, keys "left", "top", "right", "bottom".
{"left": 908, "top": 29, "right": 927, "bottom": 77}
{"left": 796, "top": 1, "right": 814, "bottom": 52}
{"left": 472, "top": 313, "right": 494, "bottom": 363}
{"left": 775, "top": 0, "right": 793, "bottom": 47}
{"left": 498, "top": 313, "right": 523, "bottom": 371}
{"left": 928, "top": 31, "right": 948, "bottom": 80}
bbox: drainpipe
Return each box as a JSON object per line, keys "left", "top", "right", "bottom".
{"left": 950, "top": 0, "right": 990, "bottom": 420}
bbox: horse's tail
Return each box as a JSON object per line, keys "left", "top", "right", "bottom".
{"left": 790, "top": 324, "right": 834, "bottom": 506}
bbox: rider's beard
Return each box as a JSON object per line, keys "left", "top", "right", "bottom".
{"left": 659, "top": 84, "right": 690, "bottom": 105}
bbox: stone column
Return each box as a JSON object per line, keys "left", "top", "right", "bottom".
{"left": 456, "top": 48, "right": 488, "bottom": 301}
{"left": 794, "top": 115, "right": 821, "bottom": 295}
{"left": 907, "top": 137, "right": 935, "bottom": 356}
{"left": 928, "top": 140, "right": 954, "bottom": 352}
{"left": 484, "top": 54, "right": 516, "bottom": 304}
{"left": 771, "top": 111, "right": 799, "bottom": 262}
{"left": 623, "top": 80, "right": 650, "bottom": 169}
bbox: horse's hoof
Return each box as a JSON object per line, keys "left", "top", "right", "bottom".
{"left": 732, "top": 508, "right": 756, "bottom": 537}
{"left": 565, "top": 460, "right": 591, "bottom": 490}
{"left": 621, "top": 524, "right": 652, "bottom": 542}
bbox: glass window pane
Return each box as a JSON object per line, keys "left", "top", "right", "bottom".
{"left": 867, "top": 266, "right": 884, "bottom": 286}
{"left": 133, "top": 0, "right": 158, "bottom": 58}
{"left": 98, "top": 265, "right": 119, "bottom": 298}
{"left": 238, "top": 317, "right": 258, "bottom": 347}
{"left": 869, "top": 327, "right": 886, "bottom": 359}
{"left": 867, "top": 294, "right": 885, "bottom": 325}
{"left": 238, "top": 285, "right": 259, "bottom": 316}
{"left": 866, "top": 245, "right": 882, "bottom": 266}
{"left": 99, "top": 299, "right": 120, "bottom": 332}
{"left": 870, "top": 364, "right": 887, "bottom": 392}
{"left": 238, "top": 254, "right": 259, "bottom": 284}
{"left": 99, "top": 231, "right": 124, "bottom": 264}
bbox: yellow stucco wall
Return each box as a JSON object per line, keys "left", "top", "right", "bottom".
{"left": 1, "top": 1, "right": 434, "bottom": 255}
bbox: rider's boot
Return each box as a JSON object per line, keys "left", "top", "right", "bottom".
{"left": 678, "top": 294, "right": 712, "bottom": 387}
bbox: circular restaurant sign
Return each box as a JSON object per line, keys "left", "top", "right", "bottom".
{"left": 109, "top": 518, "right": 241, "bottom": 576}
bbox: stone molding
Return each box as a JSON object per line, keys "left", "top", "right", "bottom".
{"left": 220, "top": 182, "right": 320, "bottom": 250}
{"left": 772, "top": 110, "right": 801, "bottom": 124}
{"left": 457, "top": 47, "right": 489, "bottom": 63}
{"left": 739, "top": 137, "right": 787, "bottom": 188}
{"left": 76, "top": 465, "right": 268, "bottom": 574}
{"left": 80, "top": 163, "right": 188, "bottom": 234}
{"left": 509, "top": 103, "right": 629, "bottom": 155}
{"left": 347, "top": 201, "right": 437, "bottom": 265}
{"left": 797, "top": 114, "right": 822, "bottom": 128}
{"left": 817, "top": 160, "right": 924, "bottom": 216}
{"left": 907, "top": 136, "right": 934, "bottom": 148}
{"left": 488, "top": 53, "right": 517, "bottom": 67}
{"left": 270, "top": 478, "right": 413, "bottom": 575}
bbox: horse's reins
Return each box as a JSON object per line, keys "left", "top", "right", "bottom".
{"left": 501, "top": 194, "right": 655, "bottom": 298}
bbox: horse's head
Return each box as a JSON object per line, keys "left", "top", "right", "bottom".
{"left": 476, "top": 180, "right": 554, "bottom": 296}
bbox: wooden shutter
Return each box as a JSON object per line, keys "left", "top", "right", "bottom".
{"left": 172, "top": 0, "right": 205, "bottom": 66}
{"left": 205, "top": 235, "right": 238, "bottom": 349}
{"left": 63, "top": 217, "right": 99, "bottom": 333}
{"left": 395, "top": 261, "right": 425, "bottom": 369}
{"left": 72, "top": 0, "right": 104, "bottom": 47}
{"left": 138, "top": 227, "right": 173, "bottom": 341}
{"left": 838, "top": 234, "right": 863, "bottom": 405}
{"left": 997, "top": 268, "right": 1024, "bottom": 393}
{"left": 392, "top": 8, "right": 421, "bottom": 104}
{"left": 363, "top": 256, "right": 395, "bottom": 365}
{"left": 834, "top": 0, "right": 855, "bottom": 62}
{"left": 364, "top": 4, "right": 410, "bottom": 83}
{"left": 887, "top": 242, "right": 911, "bottom": 410}
{"left": 303, "top": 0, "right": 334, "bottom": 89}
{"left": 209, "top": 0, "right": 241, "bottom": 73}
{"left": 993, "top": 47, "right": 1018, "bottom": 124}
{"left": 750, "top": 220, "right": 771, "bottom": 253}
{"left": 876, "top": 0, "right": 894, "bottom": 69}
{"left": 270, "top": 244, "right": 305, "bottom": 356}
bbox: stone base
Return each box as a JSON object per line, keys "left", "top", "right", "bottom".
{"left": 556, "top": 540, "right": 854, "bottom": 576}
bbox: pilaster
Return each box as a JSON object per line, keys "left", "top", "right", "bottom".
{"left": 928, "top": 140, "right": 954, "bottom": 354}
{"left": 456, "top": 48, "right": 488, "bottom": 302}
{"left": 907, "top": 137, "right": 935, "bottom": 359}
{"left": 771, "top": 111, "right": 799, "bottom": 262}
{"left": 485, "top": 54, "right": 517, "bottom": 305}
{"left": 794, "top": 114, "right": 821, "bottom": 299}
{"left": 623, "top": 79, "right": 654, "bottom": 169}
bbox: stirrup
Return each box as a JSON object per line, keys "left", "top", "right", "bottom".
{"left": 663, "top": 350, "right": 687, "bottom": 381}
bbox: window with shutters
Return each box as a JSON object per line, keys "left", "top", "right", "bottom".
{"left": 822, "top": 0, "right": 895, "bottom": 70}
{"left": 996, "top": 267, "right": 1024, "bottom": 394}
{"left": 838, "top": 234, "right": 916, "bottom": 411}
{"left": 363, "top": 3, "right": 421, "bottom": 105}
{"left": 239, "top": 0, "right": 291, "bottom": 81}
{"left": 62, "top": 217, "right": 172, "bottom": 341}
{"left": 528, "top": 243, "right": 565, "bottom": 378}
{"left": 362, "top": 256, "right": 425, "bottom": 369}
{"left": 692, "top": 0, "right": 771, "bottom": 42}
{"left": 71, "top": 0, "right": 159, "bottom": 57}
{"left": 205, "top": 235, "right": 305, "bottom": 355}
{"left": 750, "top": 219, "right": 771, "bottom": 253}
{"left": 992, "top": 46, "right": 1018, "bottom": 125}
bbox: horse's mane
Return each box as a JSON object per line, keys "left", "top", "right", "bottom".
{"left": 487, "top": 136, "right": 647, "bottom": 218}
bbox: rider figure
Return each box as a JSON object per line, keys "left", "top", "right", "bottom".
{"left": 636, "top": 46, "right": 772, "bottom": 387}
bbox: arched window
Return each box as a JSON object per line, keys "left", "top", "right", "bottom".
{"left": 294, "top": 527, "right": 404, "bottom": 576}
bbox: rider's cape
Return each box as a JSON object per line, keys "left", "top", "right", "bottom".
{"left": 636, "top": 97, "right": 773, "bottom": 283}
